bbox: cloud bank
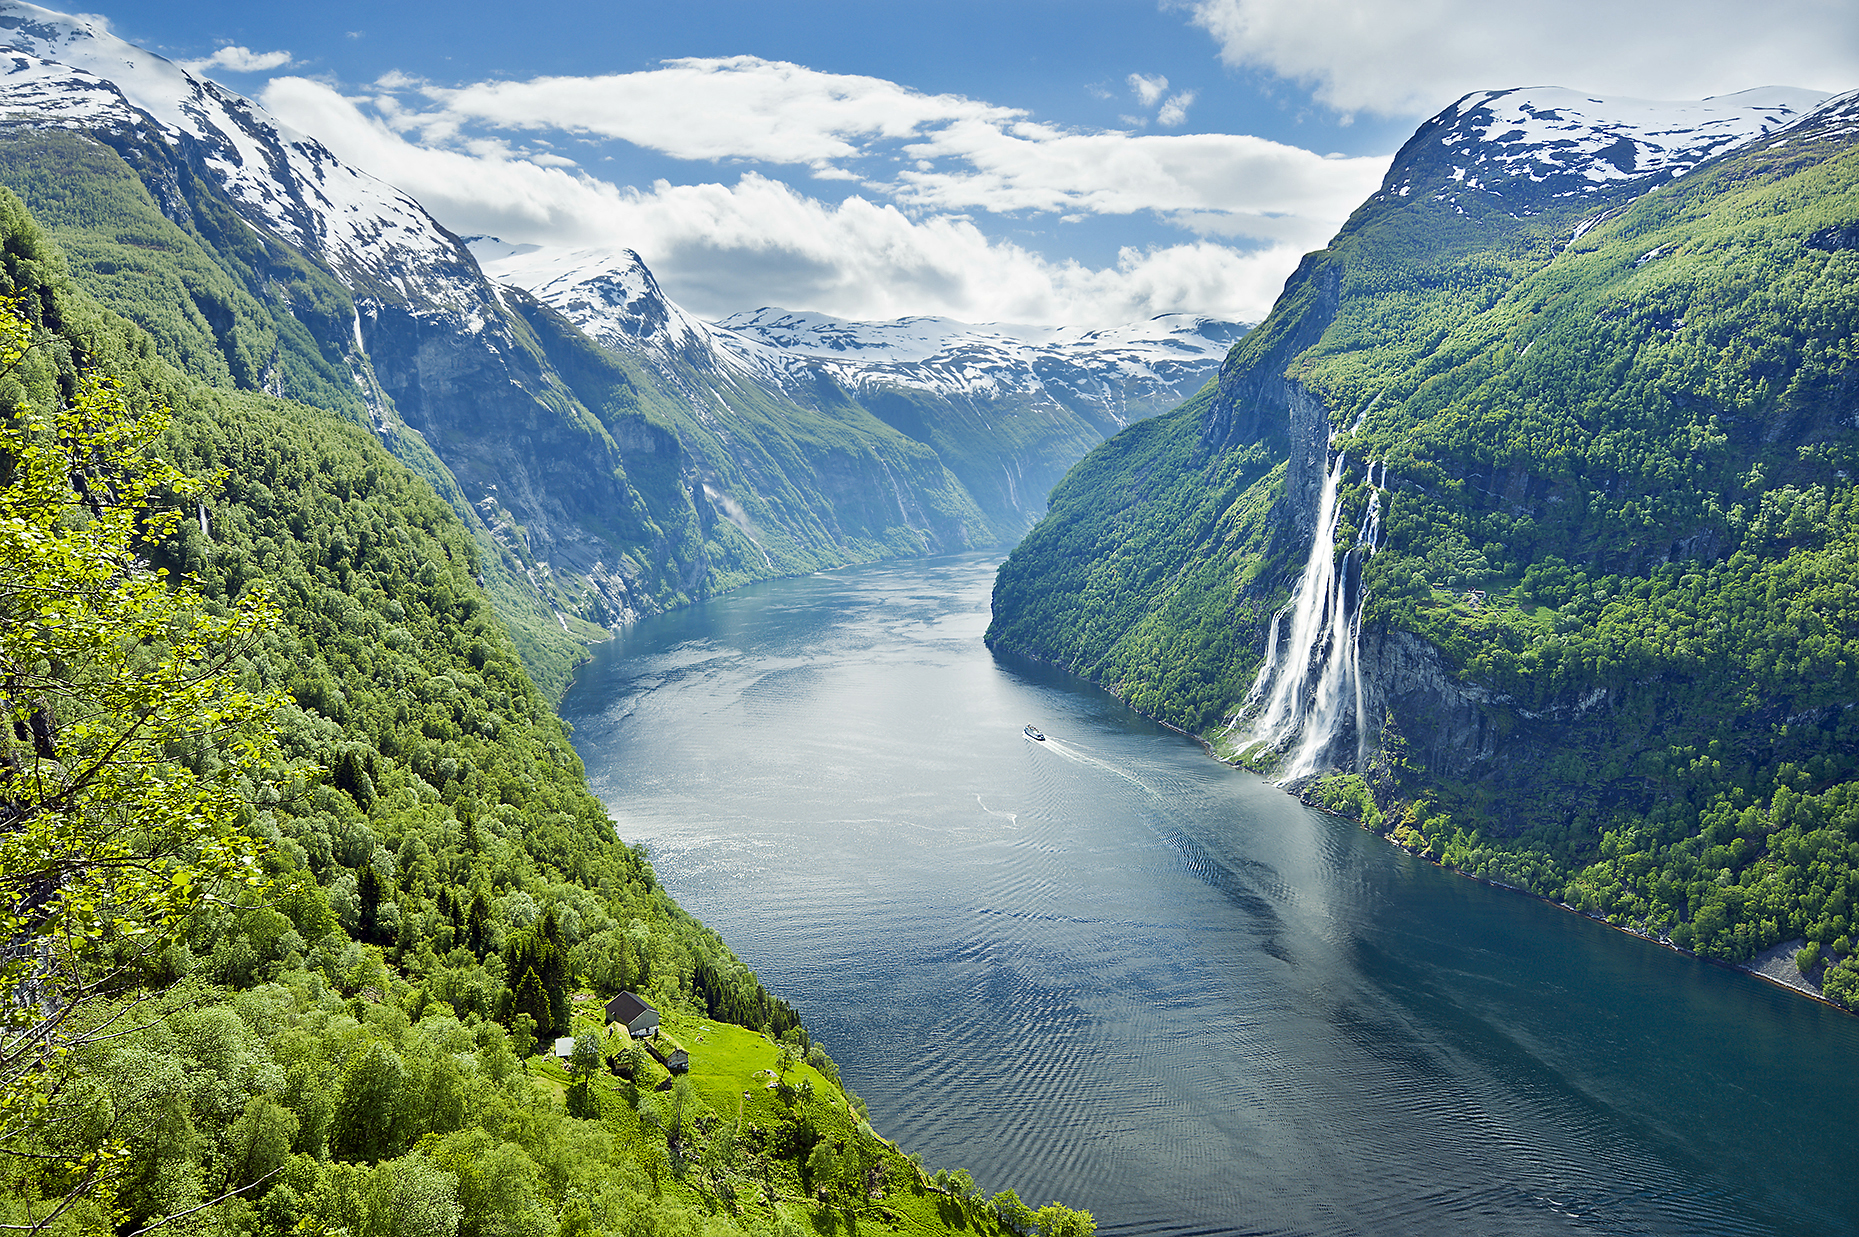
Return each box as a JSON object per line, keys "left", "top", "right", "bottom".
{"left": 260, "top": 58, "right": 1387, "bottom": 325}
{"left": 1181, "top": 0, "right": 1859, "bottom": 118}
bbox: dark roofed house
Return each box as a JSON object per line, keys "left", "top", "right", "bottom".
{"left": 605, "top": 991, "right": 660, "bottom": 1038}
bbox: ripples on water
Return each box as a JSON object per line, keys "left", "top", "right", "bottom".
{"left": 560, "top": 553, "right": 1859, "bottom": 1236}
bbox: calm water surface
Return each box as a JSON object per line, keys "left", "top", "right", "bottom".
{"left": 559, "top": 552, "right": 1859, "bottom": 1236}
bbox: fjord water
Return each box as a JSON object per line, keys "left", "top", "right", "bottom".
{"left": 560, "top": 553, "right": 1859, "bottom": 1236}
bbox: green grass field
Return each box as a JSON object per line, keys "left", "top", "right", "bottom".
{"left": 528, "top": 1012, "right": 1022, "bottom": 1236}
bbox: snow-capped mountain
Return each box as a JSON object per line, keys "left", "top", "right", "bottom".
{"left": 471, "top": 238, "right": 1244, "bottom": 434}
{"left": 714, "top": 306, "right": 1242, "bottom": 408}
{"left": 0, "top": 0, "right": 1844, "bottom": 674}
{"left": 1378, "top": 85, "right": 1834, "bottom": 216}
{"left": 0, "top": 0, "right": 1219, "bottom": 649}
{"left": 464, "top": 239, "right": 716, "bottom": 360}
{"left": 0, "top": 1, "right": 483, "bottom": 309}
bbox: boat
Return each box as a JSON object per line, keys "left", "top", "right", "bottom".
{"left": 1024, "top": 724, "right": 1045, "bottom": 741}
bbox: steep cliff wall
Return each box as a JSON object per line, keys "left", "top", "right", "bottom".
{"left": 990, "top": 87, "right": 1859, "bottom": 958}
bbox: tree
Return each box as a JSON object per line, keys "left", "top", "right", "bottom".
{"left": 665, "top": 1075, "right": 693, "bottom": 1146}
{"left": 992, "top": 1189, "right": 1036, "bottom": 1235}
{"left": 512, "top": 968, "right": 551, "bottom": 1045}
{"left": 508, "top": 1014, "right": 538, "bottom": 1064}
{"left": 806, "top": 1143, "right": 839, "bottom": 1198}
{"left": 331, "top": 1043, "right": 407, "bottom": 1162}
{"left": 221, "top": 1095, "right": 297, "bottom": 1195}
{"left": 1033, "top": 1202, "right": 1097, "bottom": 1237}
{"left": 776, "top": 1040, "right": 802, "bottom": 1078}
{"left": 566, "top": 1030, "right": 601, "bottom": 1086}
{"left": 358, "top": 865, "right": 384, "bottom": 945}
{"left": 465, "top": 891, "right": 490, "bottom": 957}
{"left": 0, "top": 297, "right": 279, "bottom": 1229}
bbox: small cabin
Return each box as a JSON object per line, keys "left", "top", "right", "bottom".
{"left": 605, "top": 990, "right": 660, "bottom": 1039}
{"left": 551, "top": 1036, "right": 576, "bottom": 1060}
{"left": 643, "top": 1039, "right": 689, "bottom": 1074}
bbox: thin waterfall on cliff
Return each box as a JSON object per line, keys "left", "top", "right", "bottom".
{"left": 1235, "top": 450, "right": 1385, "bottom": 780}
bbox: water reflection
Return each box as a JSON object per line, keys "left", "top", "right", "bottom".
{"left": 561, "top": 552, "right": 1859, "bottom": 1236}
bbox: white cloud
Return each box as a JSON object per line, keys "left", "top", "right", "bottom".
{"left": 1180, "top": 0, "right": 1859, "bottom": 117}
{"left": 412, "top": 57, "right": 1021, "bottom": 168}
{"left": 181, "top": 45, "right": 294, "bottom": 75}
{"left": 1157, "top": 91, "right": 1197, "bottom": 127}
{"left": 1128, "top": 73, "right": 1169, "bottom": 107}
{"left": 340, "top": 57, "right": 1384, "bottom": 244}
{"left": 895, "top": 120, "right": 1383, "bottom": 244}
{"left": 261, "top": 74, "right": 1317, "bottom": 325}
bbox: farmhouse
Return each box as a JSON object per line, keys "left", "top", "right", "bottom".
{"left": 605, "top": 990, "right": 660, "bottom": 1038}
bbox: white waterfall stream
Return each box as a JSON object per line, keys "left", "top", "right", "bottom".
{"left": 1236, "top": 450, "right": 1385, "bottom": 780}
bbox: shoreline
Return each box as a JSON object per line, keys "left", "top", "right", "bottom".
{"left": 1291, "top": 788, "right": 1853, "bottom": 1016}
{"left": 988, "top": 640, "right": 1853, "bottom": 1017}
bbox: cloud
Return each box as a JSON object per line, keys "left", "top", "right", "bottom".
{"left": 1179, "top": 0, "right": 1859, "bottom": 117}
{"left": 894, "top": 120, "right": 1383, "bottom": 244}
{"left": 344, "top": 57, "right": 1383, "bottom": 243}
{"left": 1128, "top": 73, "right": 1169, "bottom": 107}
{"left": 260, "top": 74, "right": 1316, "bottom": 325}
{"left": 181, "top": 45, "right": 294, "bottom": 75}
{"left": 409, "top": 57, "right": 1021, "bottom": 168}
{"left": 1157, "top": 91, "right": 1196, "bottom": 127}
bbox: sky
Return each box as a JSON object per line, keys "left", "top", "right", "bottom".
{"left": 68, "top": 0, "right": 1859, "bottom": 327}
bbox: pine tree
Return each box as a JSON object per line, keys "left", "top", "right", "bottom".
{"left": 466, "top": 889, "right": 491, "bottom": 956}
{"left": 357, "top": 864, "right": 382, "bottom": 944}
{"left": 513, "top": 967, "right": 551, "bottom": 1046}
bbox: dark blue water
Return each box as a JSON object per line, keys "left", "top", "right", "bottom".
{"left": 559, "top": 552, "right": 1859, "bottom": 1236}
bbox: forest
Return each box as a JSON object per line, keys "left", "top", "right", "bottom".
{"left": 0, "top": 190, "right": 1090, "bottom": 1237}
{"left": 990, "top": 98, "right": 1859, "bottom": 1004}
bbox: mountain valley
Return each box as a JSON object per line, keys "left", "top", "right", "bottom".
{"left": 0, "top": 0, "right": 1240, "bottom": 699}
{"left": 0, "top": 0, "right": 1856, "bottom": 1233}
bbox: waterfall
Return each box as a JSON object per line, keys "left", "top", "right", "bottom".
{"left": 1236, "top": 450, "right": 1385, "bottom": 780}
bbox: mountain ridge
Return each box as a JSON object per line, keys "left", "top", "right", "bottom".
{"left": 0, "top": 0, "right": 1238, "bottom": 696}
{"left": 988, "top": 81, "right": 1859, "bottom": 997}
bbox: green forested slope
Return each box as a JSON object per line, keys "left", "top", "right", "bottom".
{"left": 991, "top": 94, "right": 1859, "bottom": 1001}
{"left": 0, "top": 121, "right": 597, "bottom": 698}
{"left": 0, "top": 191, "right": 1079, "bottom": 1237}
{"left": 0, "top": 120, "right": 1015, "bottom": 695}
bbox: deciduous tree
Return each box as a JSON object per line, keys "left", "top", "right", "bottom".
{"left": 0, "top": 296, "right": 279, "bottom": 1230}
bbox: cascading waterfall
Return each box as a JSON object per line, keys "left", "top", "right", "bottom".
{"left": 1235, "top": 450, "right": 1385, "bottom": 780}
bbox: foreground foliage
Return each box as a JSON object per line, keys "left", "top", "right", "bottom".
{"left": 0, "top": 191, "right": 1086, "bottom": 1234}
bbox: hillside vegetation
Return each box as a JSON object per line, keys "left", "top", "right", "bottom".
{"left": 0, "top": 191, "right": 1087, "bottom": 1237}
{"left": 0, "top": 110, "right": 1155, "bottom": 696}
{"left": 990, "top": 95, "right": 1859, "bottom": 1002}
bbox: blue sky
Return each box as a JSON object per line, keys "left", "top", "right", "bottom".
{"left": 69, "top": 0, "right": 1859, "bottom": 325}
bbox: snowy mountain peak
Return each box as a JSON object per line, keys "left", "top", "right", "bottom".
{"left": 716, "top": 305, "right": 1244, "bottom": 369}
{"left": 476, "top": 240, "right": 1244, "bottom": 423}
{"left": 1759, "top": 87, "right": 1859, "bottom": 153}
{"left": 0, "top": 0, "right": 482, "bottom": 310}
{"left": 467, "top": 238, "right": 711, "bottom": 357}
{"left": 1382, "top": 84, "right": 1836, "bottom": 211}
{"left": 712, "top": 308, "right": 1006, "bottom": 364}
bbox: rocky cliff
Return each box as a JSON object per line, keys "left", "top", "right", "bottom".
{"left": 991, "top": 82, "right": 1855, "bottom": 819}
{"left": 989, "top": 81, "right": 1859, "bottom": 977}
